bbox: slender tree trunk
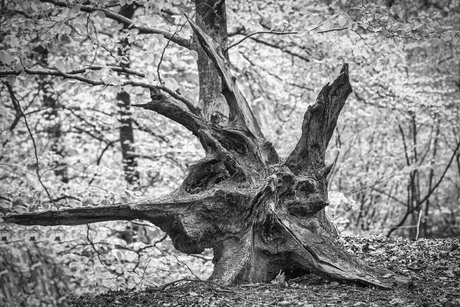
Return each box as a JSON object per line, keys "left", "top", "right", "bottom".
{"left": 117, "top": 4, "right": 139, "bottom": 188}
{"left": 409, "top": 114, "right": 420, "bottom": 238}
{"left": 115, "top": 4, "right": 141, "bottom": 244}
{"left": 117, "top": 91, "right": 139, "bottom": 187}
{"left": 422, "top": 121, "right": 440, "bottom": 237}
{"left": 33, "top": 45, "right": 69, "bottom": 183}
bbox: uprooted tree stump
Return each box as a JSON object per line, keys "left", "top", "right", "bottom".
{"left": 4, "top": 19, "right": 390, "bottom": 288}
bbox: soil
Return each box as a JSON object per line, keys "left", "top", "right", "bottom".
{"left": 68, "top": 236, "right": 460, "bottom": 307}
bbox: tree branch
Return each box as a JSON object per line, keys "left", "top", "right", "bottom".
{"left": 3, "top": 205, "right": 139, "bottom": 226}
{"left": 226, "top": 30, "right": 298, "bottom": 51}
{"left": 39, "top": 0, "right": 192, "bottom": 49}
{"left": 4, "top": 188, "right": 253, "bottom": 254}
{"left": 317, "top": 27, "right": 348, "bottom": 34}
{"left": 133, "top": 88, "right": 204, "bottom": 135}
{"left": 135, "top": 89, "right": 255, "bottom": 158}
{"left": 0, "top": 68, "right": 198, "bottom": 114}
{"left": 3, "top": 81, "right": 55, "bottom": 205}
{"left": 66, "top": 65, "right": 146, "bottom": 78}
{"left": 247, "top": 37, "right": 311, "bottom": 63}
{"left": 157, "top": 17, "right": 188, "bottom": 84}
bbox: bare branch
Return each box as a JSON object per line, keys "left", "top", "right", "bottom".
{"left": 0, "top": 68, "right": 198, "bottom": 114}
{"left": 3, "top": 205, "right": 139, "bottom": 226}
{"left": 0, "top": 196, "right": 11, "bottom": 202}
{"left": 66, "top": 66, "right": 146, "bottom": 78}
{"left": 157, "top": 16, "right": 188, "bottom": 84}
{"left": 133, "top": 88, "right": 204, "bottom": 135}
{"left": 39, "top": 0, "right": 192, "bottom": 49}
{"left": 4, "top": 188, "right": 253, "bottom": 254}
{"left": 226, "top": 30, "right": 298, "bottom": 51}
{"left": 247, "top": 37, "right": 311, "bottom": 63}
{"left": 3, "top": 81, "right": 55, "bottom": 205}
{"left": 317, "top": 27, "right": 348, "bottom": 34}
{"left": 387, "top": 139, "right": 460, "bottom": 237}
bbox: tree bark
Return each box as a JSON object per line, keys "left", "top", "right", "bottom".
{"left": 3, "top": 3, "right": 390, "bottom": 288}
{"left": 117, "top": 4, "right": 140, "bottom": 187}
{"left": 34, "top": 45, "right": 69, "bottom": 183}
{"left": 195, "top": 0, "right": 229, "bottom": 122}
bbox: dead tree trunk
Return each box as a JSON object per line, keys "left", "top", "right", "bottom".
{"left": 195, "top": 0, "right": 229, "bottom": 122}
{"left": 3, "top": 17, "right": 390, "bottom": 288}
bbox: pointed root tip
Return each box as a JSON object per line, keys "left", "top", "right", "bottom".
{"left": 341, "top": 63, "right": 349, "bottom": 75}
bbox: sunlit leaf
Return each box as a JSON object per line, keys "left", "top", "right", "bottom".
{"left": 337, "top": 15, "right": 348, "bottom": 27}
{"left": 164, "top": 78, "right": 179, "bottom": 90}
{"left": 0, "top": 50, "right": 13, "bottom": 65}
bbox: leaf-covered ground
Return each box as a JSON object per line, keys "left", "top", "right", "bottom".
{"left": 69, "top": 236, "right": 460, "bottom": 307}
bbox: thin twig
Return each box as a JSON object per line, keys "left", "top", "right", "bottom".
{"left": 43, "top": 195, "right": 81, "bottom": 204}
{"left": 226, "top": 30, "right": 298, "bottom": 51}
{"left": 0, "top": 68, "right": 197, "bottom": 113}
{"left": 247, "top": 36, "right": 311, "bottom": 63}
{"left": 317, "top": 27, "right": 348, "bottom": 34}
{"left": 86, "top": 225, "right": 123, "bottom": 277}
{"left": 39, "top": 0, "right": 191, "bottom": 49}
{"left": 153, "top": 233, "right": 168, "bottom": 247}
{"left": 157, "top": 16, "right": 188, "bottom": 84}
{"left": 387, "top": 139, "right": 460, "bottom": 237}
{"left": 69, "top": 65, "right": 145, "bottom": 77}
{"left": 0, "top": 195, "right": 12, "bottom": 203}
{"left": 3, "top": 81, "right": 55, "bottom": 206}
{"left": 171, "top": 253, "right": 201, "bottom": 280}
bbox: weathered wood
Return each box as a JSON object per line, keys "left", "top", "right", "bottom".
{"left": 4, "top": 17, "right": 390, "bottom": 289}
{"left": 188, "top": 18, "right": 264, "bottom": 139}
{"left": 134, "top": 88, "right": 205, "bottom": 135}
{"left": 4, "top": 188, "right": 253, "bottom": 254}
{"left": 286, "top": 64, "right": 352, "bottom": 174}
{"left": 202, "top": 164, "right": 390, "bottom": 287}
{"left": 4, "top": 205, "right": 142, "bottom": 226}
{"left": 188, "top": 17, "right": 278, "bottom": 166}
{"left": 195, "top": 0, "right": 229, "bottom": 122}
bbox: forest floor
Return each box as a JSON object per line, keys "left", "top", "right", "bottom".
{"left": 69, "top": 236, "right": 460, "bottom": 307}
